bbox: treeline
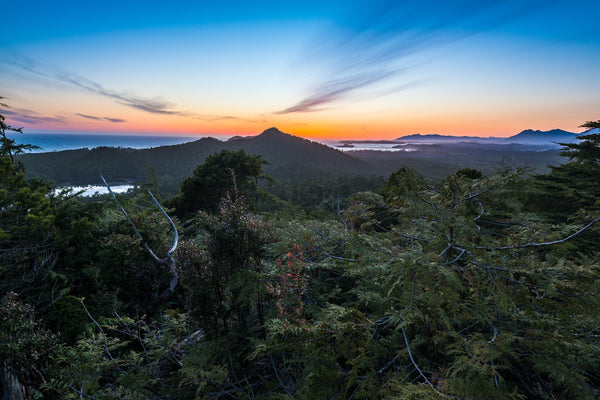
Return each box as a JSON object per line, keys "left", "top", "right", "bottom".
{"left": 2, "top": 110, "right": 600, "bottom": 399}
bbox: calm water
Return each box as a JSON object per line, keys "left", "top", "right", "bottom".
{"left": 55, "top": 184, "right": 135, "bottom": 197}
{"left": 331, "top": 142, "right": 418, "bottom": 152}
{"left": 13, "top": 133, "right": 198, "bottom": 152}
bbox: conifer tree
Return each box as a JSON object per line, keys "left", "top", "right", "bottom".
{"left": 170, "top": 149, "right": 266, "bottom": 216}
{"left": 0, "top": 100, "right": 58, "bottom": 302}
{"left": 535, "top": 119, "right": 600, "bottom": 219}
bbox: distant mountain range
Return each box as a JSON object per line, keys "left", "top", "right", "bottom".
{"left": 393, "top": 129, "right": 582, "bottom": 146}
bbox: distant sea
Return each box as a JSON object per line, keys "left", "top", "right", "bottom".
{"left": 13, "top": 133, "right": 199, "bottom": 153}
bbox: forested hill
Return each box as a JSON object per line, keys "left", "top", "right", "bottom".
{"left": 226, "top": 127, "right": 367, "bottom": 177}
{"left": 18, "top": 127, "right": 563, "bottom": 189}
{"left": 18, "top": 128, "right": 366, "bottom": 186}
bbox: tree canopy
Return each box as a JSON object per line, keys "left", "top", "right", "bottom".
{"left": 170, "top": 149, "right": 266, "bottom": 216}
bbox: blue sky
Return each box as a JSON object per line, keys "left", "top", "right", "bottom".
{"left": 1, "top": 0, "right": 599, "bottom": 139}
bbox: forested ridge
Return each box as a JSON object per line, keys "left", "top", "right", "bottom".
{"left": 17, "top": 127, "right": 563, "bottom": 190}
{"left": 17, "top": 128, "right": 364, "bottom": 186}
{"left": 2, "top": 104, "right": 600, "bottom": 399}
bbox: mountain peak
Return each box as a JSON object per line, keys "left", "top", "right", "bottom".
{"left": 260, "top": 127, "right": 287, "bottom": 136}
{"left": 227, "top": 127, "right": 288, "bottom": 142}
{"left": 506, "top": 128, "right": 578, "bottom": 145}
{"left": 512, "top": 128, "right": 574, "bottom": 137}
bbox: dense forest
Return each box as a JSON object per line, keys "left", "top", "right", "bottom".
{"left": 2, "top": 104, "right": 600, "bottom": 399}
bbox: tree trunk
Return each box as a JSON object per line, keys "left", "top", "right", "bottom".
{"left": 1, "top": 362, "right": 26, "bottom": 400}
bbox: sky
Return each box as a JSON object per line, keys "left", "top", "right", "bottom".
{"left": 1, "top": 0, "right": 599, "bottom": 140}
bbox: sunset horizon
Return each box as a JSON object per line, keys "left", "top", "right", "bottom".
{"left": 10, "top": 123, "right": 594, "bottom": 143}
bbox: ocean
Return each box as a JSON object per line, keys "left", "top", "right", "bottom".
{"left": 12, "top": 133, "right": 200, "bottom": 153}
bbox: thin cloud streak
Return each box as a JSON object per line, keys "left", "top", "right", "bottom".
{"left": 277, "top": 0, "right": 555, "bottom": 114}
{"left": 2, "top": 108, "right": 66, "bottom": 125}
{"left": 104, "top": 117, "right": 126, "bottom": 123}
{"left": 76, "top": 113, "right": 101, "bottom": 120}
{"left": 277, "top": 71, "right": 397, "bottom": 114}
{"left": 2, "top": 52, "right": 244, "bottom": 122}
{"left": 76, "top": 113, "right": 126, "bottom": 123}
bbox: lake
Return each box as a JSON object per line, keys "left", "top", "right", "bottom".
{"left": 55, "top": 184, "right": 135, "bottom": 197}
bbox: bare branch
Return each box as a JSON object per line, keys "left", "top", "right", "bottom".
{"left": 441, "top": 248, "right": 467, "bottom": 266}
{"left": 321, "top": 251, "right": 358, "bottom": 262}
{"left": 488, "top": 326, "right": 498, "bottom": 344}
{"left": 378, "top": 225, "right": 430, "bottom": 243}
{"left": 336, "top": 194, "right": 349, "bottom": 234}
{"left": 80, "top": 299, "right": 124, "bottom": 374}
{"left": 100, "top": 174, "right": 179, "bottom": 310}
{"left": 69, "top": 384, "right": 99, "bottom": 400}
{"left": 99, "top": 174, "right": 162, "bottom": 262}
{"left": 451, "top": 190, "right": 490, "bottom": 210}
{"left": 475, "top": 218, "right": 600, "bottom": 250}
{"left": 147, "top": 190, "right": 178, "bottom": 258}
{"left": 401, "top": 326, "right": 472, "bottom": 399}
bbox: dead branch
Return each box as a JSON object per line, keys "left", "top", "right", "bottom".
{"left": 401, "top": 326, "right": 472, "bottom": 399}
{"left": 68, "top": 384, "right": 99, "bottom": 400}
{"left": 80, "top": 299, "right": 125, "bottom": 374}
{"left": 100, "top": 174, "right": 179, "bottom": 310}
{"left": 475, "top": 218, "right": 600, "bottom": 251}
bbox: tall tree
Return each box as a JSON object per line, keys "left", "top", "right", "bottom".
{"left": 0, "top": 99, "right": 60, "bottom": 400}
{"left": 170, "top": 149, "right": 267, "bottom": 216}
{"left": 0, "top": 100, "right": 57, "bottom": 301}
{"left": 535, "top": 119, "right": 600, "bottom": 222}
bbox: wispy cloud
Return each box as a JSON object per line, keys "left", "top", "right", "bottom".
{"left": 104, "top": 117, "right": 126, "bottom": 123}
{"left": 277, "top": 0, "right": 554, "bottom": 114}
{"left": 76, "top": 113, "right": 126, "bottom": 123}
{"left": 2, "top": 52, "right": 244, "bottom": 122}
{"left": 2, "top": 108, "right": 66, "bottom": 125}
{"left": 277, "top": 71, "right": 397, "bottom": 114}
{"left": 76, "top": 113, "right": 101, "bottom": 120}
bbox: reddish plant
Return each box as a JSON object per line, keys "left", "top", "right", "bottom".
{"left": 266, "top": 244, "right": 308, "bottom": 324}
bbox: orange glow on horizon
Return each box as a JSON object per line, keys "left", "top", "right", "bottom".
{"left": 10, "top": 99, "right": 591, "bottom": 141}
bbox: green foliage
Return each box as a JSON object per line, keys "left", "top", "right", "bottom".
{"left": 43, "top": 295, "right": 89, "bottom": 343}
{"left": 178, "top": 192, "right": 274, "bottom": 336}
{"left": 536, "top": 120, "right": 600, "bottom": 218}
{"left": 254, "top": 167, "right": 600, "bottom": 399}
{"left": 0, "top": 104, "right": 63, "bottom": 306}
{"left": 0, "top": 292, "right": 56, "bottom": 394}
{"left": 45, "top": 309, "right": 198, "bottom": 399}
{"left": 379, "top": 166, "right": 424, "bottom": 205}
{"left": 0, "top": 100, "right": 38, "bottom": 164}
{"left": 88, "top": 195, "right": 179, "bottom": 316}
{"left": 171, "top": 149, "right": 266, "bottom": 216}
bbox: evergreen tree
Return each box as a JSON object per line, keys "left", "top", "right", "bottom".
{"left": 536, "top": 120, "right": 600, "bottom": 218}
{"left": 0, "top": 101, "right": 58, "bottom": 302}
{"left": 170, "top": 149, "right": 267, "bottom": 216}
{"left": 0, "top": 99, "right": 60, "bottom": 400}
